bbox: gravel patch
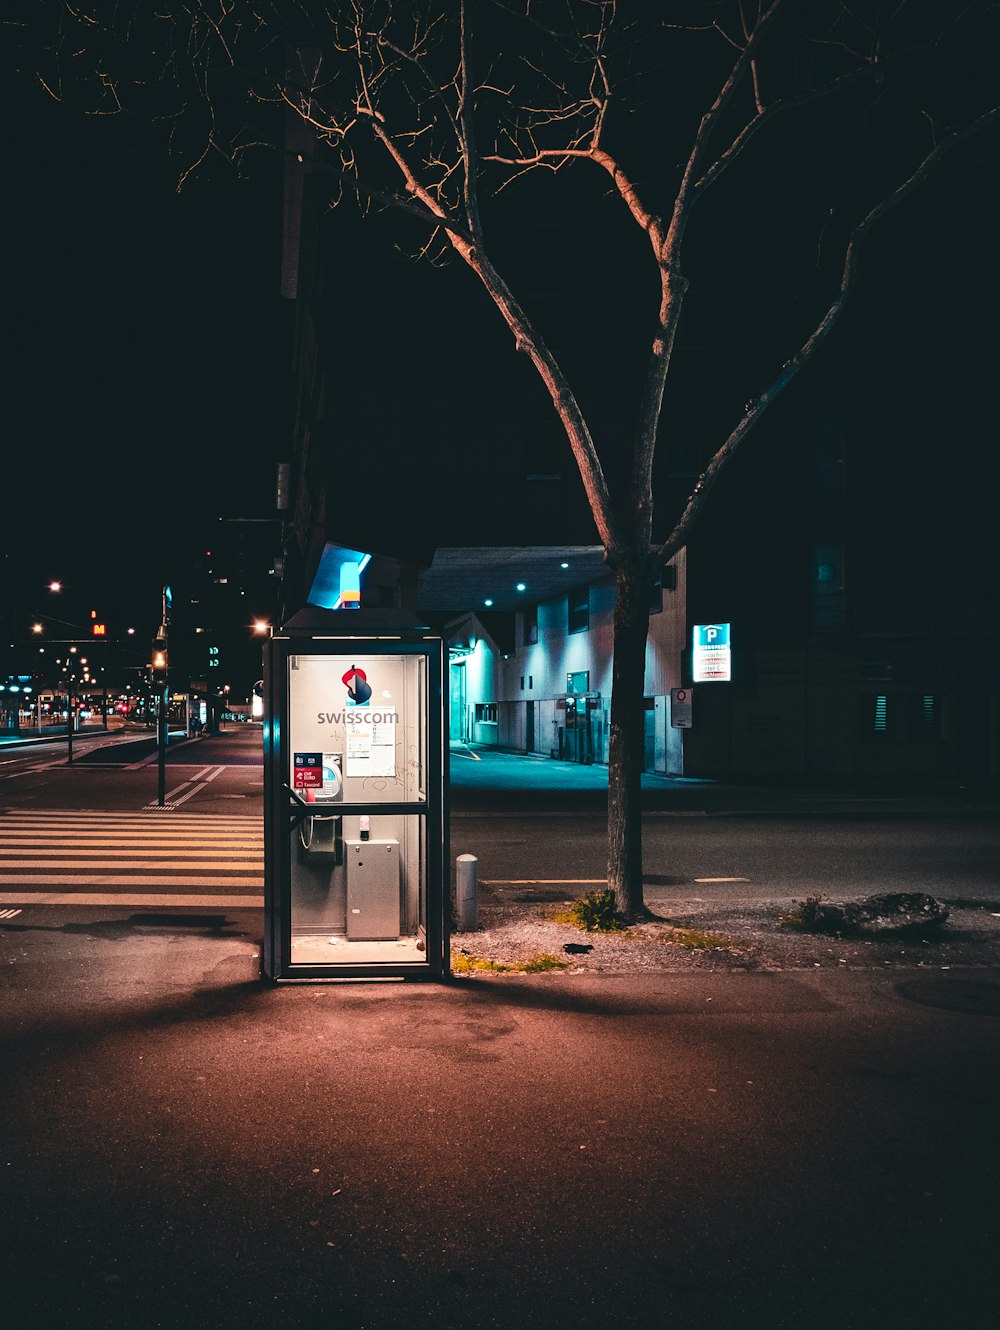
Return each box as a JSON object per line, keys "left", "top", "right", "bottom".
{"left": 453, "top": 893, "right": 1000, "bottom": 974}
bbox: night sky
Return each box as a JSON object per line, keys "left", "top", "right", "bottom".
{"left": 4, "top": 76, "right": 289, "bottom": 639}
{"left": 4, "top": 6, "right": 998, "bottom": 644}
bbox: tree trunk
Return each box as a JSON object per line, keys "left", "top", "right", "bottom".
{"left": 607, "top": 555, "right": 652, "bottom": 919}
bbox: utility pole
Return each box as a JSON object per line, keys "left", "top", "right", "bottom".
{"left": 153, "top": 585, "right": 171, "bottom": 807}
{"left": 66, "top": 675, "right": 73, "bottom": 767}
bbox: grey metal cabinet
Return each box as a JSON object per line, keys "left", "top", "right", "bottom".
{"left": 345, "top": 839, "right": 400, "bottom": 940}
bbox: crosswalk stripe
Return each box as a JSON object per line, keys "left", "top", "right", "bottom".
{"left": 0, "top": 895, "right": 263, "bottom": 908}
{"left": 0, "top": 810, "right": 263, "bottom": 827}
{"left": 0, "top": 845, "right": 261, "bottom": 856}
{"left": 0, "top": 809, "right": 264, "bottom": 902}
{"left": 0, "top": 876, "right": 262, "bottom": 885}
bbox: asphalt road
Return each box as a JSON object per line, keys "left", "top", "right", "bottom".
{"left": 0, "top": 725, "right": 264, "bottom": 813}
{"left": 457, "top": 811, "right": 1000, "bottom": 906}
{"left": 2, "top": 727, "right": 997, "bottom": 908}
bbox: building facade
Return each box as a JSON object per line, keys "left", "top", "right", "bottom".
{"left": 426, "top": 550, "right": 687, "bottom": 774}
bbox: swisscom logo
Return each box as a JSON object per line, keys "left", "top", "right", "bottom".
{"left": 342, "top": 664, "right": 372, "bottom": 706}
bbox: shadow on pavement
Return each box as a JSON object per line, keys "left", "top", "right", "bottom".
{"left": 2, "top": 912, "right": 250, "bottom": 940}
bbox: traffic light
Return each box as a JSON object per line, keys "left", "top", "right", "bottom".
{"left": 208, "top": 645, "right": 220, "bottom": 668}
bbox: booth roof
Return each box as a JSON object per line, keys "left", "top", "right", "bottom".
{"left": 417, "top": 546, "right": 608, "bottom": 613}
{"left": 281, "top": 606, "right": 434, "bottom": 634}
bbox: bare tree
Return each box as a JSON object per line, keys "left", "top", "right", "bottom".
{"left": 21, "top": 0, "right": 1000, "bottom": 916}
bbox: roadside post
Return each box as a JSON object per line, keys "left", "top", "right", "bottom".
{"left": 456, "top": 854, "right": 478, "bottom": 932}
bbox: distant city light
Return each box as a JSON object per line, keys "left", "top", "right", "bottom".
{"left": 48, "top": 581, "right": 61, "bottom": 593}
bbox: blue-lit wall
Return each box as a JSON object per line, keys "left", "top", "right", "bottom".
{"left": 453, "top": 551, "right": 688, "bottom": 773}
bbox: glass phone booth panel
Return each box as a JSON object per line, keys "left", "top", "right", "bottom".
{"left": 264, "top": 629, "right": 447, "bottom": 981}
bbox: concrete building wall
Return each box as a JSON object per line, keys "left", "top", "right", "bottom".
{"left": 680, "top": 642, "right": 1000, "bottom": 780}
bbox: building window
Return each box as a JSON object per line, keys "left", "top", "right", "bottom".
{"left": 523, "top": 604, "right": 538, "bottom": 645}
{"left": 909, "top": 693, "right": 942, "bottom": 743}
{"left": 475, "top": 703, "right": 497, "bottom": 725}
{"left": 811, "top": 543, "right": 846, "bottom": 629}
{"left": 649, "top": 564, "right": 677, "bottom": 614}
{"left": 811, "top": 416, "right": 847, "bottom": 494}
{"left": 568, "top": 587, "right": 590, "bottom": 634}
{"left": 861, "top": 693, "right": 895, "bottom": 743}
{"left": 566, "top": 670, "right": 589, "bottom": 695}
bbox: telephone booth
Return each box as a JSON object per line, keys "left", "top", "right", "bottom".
{"left": 262, "top": 608, "right": 449, "bottom": 981}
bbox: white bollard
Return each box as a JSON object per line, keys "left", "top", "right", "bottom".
{"left": 456, "top": 853, "right": 479, "bottom": 932}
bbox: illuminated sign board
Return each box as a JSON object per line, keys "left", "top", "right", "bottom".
{"left": 692, "top": 623, "right": 731, "bottom": 682}
{"left": 670, "top": 687, "right": 693, "bottom": 727}
{"left": 339, "top": 560, "right": 361, "bottom": 609}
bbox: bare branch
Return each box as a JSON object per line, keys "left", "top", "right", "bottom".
{"left": 668, "top": 0, "right": 788, "bottom": 241}
{"left": 283, "top": 134, "right": 476, "bottom": 245}
{"left": 694, "top": 63, "right": 874, "bottom": 199}
{"left": 655, "top": 99, "right": 1000, "bottom": 566}
{"left": 738, "top": 0, "right": 765, "bottom": 113}
{"left": 458, "top": 0, "right": 483, "bottom": 239}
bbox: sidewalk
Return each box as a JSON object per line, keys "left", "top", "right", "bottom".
{"left": 2, "top": 736, "right": 998, "bottom": 1327}
{"left": 450, "top": 742, "right": 999, "bottom": 817}
{"left": 3, "top": 915, "right": 998, "bottom": 1330}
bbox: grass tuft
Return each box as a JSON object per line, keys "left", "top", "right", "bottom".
{"left": 451, "top": 951, "right": 568, "bottom": 974}
{"left": 552, "top": 889, "right": 628, "bottom": 933}
{"left": 654, "top": 925, "right": 740, "bottom": 951}
{"left": 777, "top": 896, "right": 825, "bottom": 930}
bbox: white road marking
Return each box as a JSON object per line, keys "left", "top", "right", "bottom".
{"left": 0, "top": 894, "right": 262, "bottom": 908}
{"left": 481, "top": 878, "right": 608, "bottom": 885}
{"left": 2, "top": 848, "right": 261, "bottom": 857}
{"left": 0, "top": 875, "right": 262, "bottom": 886}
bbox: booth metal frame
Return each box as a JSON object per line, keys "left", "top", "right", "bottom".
{"left": 262, "top": 614, "right": 449, "bottom": 982}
